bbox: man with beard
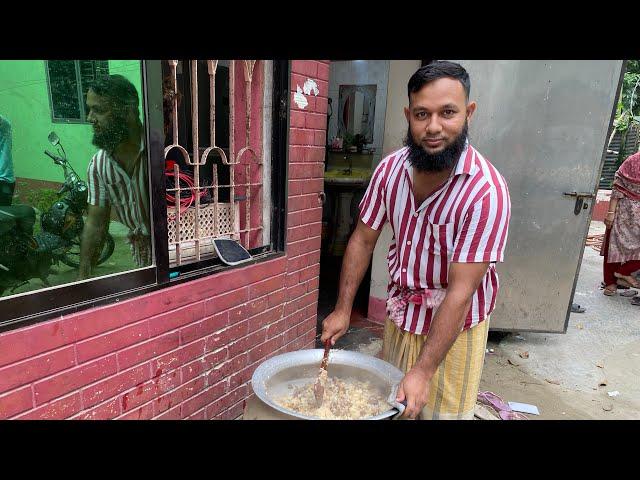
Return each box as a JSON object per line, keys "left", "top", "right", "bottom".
{"left": 321, "top": 61, "right": 511, "bottom": 419}
{"left": 78, "top": 75, "right": 150, "bottom": 280}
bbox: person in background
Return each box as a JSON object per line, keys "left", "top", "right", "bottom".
{"left": 0, "top": 115, "right": 15, "bottom": 206}
{"left": 602, "top": 151, "right": 640, "bottom": 305}
{"left": 321, "top": 62, "right": 511, "bottom": 419}
{"left": 78, "top": 75, "right": 150, "bottom": 280}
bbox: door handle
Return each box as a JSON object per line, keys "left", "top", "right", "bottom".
{"left": 563, "top": 192, "right": 595, "bottom": 215}
{"left": 562, "top": 192, "right": 595, "bottom": 198}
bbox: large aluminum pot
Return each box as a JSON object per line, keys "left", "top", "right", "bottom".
{"left": 251, "top": 349, "right": 405, "bottom": 420}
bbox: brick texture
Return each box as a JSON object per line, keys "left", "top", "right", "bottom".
{"left": 0, "top": 60, "right": 327, "bottom": 420}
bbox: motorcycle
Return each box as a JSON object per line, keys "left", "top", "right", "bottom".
{"left": 0, "top": 132, "right": 115, "bottom": 296}
{"left": 0, "top": 204, "right": 53, "bottom": 295}
{"left": 39, "top": 132, "right": 114, "bottom": 269}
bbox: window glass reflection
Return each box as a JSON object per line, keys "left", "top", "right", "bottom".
{"left": 0, "top": 60, "right": 151, "bottom": 299}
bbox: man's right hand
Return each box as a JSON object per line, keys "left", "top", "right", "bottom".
{"left": 76, "top": 266, "right": 91, "bottom": 281}
{"left": 320, "top": 309, "right": 351, "bottom": 346}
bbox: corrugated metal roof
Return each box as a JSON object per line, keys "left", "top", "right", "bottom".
{"left": 599, "top": 124, "right": 640, "bottom": 188}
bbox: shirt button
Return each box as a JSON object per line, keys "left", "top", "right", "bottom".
{"left": 402, "top": 268, "right": 407, "bottom": 273}
{"left": 407, "top": 241, "right": 411, "bottom": 246}
{"left": 413, "top": 213, "right": 419, "bottom": 218}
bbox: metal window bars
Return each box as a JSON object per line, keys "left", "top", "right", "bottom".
{"left": 165, "top": 60, "right": 263, "bottom": 267}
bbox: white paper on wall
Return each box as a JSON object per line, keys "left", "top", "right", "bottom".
{"left": 293, "top": 85, "right": 308, "bottom": 109}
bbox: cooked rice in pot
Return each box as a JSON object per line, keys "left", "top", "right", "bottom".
{"left": 276, "top": 374, "right": 391, "bottom": 419}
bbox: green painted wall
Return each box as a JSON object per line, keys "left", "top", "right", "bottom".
{"left": 0, "top": 60, "right": 143, "bottom": 183}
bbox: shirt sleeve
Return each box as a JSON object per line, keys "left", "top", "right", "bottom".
{"left": 452, "top": 181, "right": 511, "bottom": 263}
{"left": 87, "top": 153, "right": 109, "bottom": 207}
{"left": 358, "top": 159, "right": 388, "bottom": 230}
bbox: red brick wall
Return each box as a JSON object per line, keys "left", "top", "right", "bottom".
{"left": 592, "top": 189, "right": 611, "bottom": 222}
{"left": 0, "top": 60, "right": 329, "bottom": 420}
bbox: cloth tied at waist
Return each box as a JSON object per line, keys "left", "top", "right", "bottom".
{"left": 386, "top": 286, "right": 447, "bottom": 328}
{"left": 126, "top": 226, "right": 151, "bottom": 267}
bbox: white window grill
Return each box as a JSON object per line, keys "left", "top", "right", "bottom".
{"left": 165, "top": 60, "right": 266, "bottom": 267}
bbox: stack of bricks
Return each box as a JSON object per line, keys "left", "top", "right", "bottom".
{"left": 0, "top": 60, "right": 329, "bottom": 421}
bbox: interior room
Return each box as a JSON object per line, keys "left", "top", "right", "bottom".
{"left": 317, "top": 60, "right": 390, "bottom": 343}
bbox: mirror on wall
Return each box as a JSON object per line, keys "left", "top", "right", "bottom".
{"left": 337, "top": 84, "right": 376, "bottom": 144}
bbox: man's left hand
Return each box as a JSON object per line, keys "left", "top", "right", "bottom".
{"left": 396, "top": 367, "right": 431, "bottom": 419}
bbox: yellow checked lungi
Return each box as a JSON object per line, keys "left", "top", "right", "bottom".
{"left": 382, "top": 317, "right": 490, "bottom": 420}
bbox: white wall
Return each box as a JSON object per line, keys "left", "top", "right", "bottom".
{"left": 328, "top": 60, "right": 390, "bottom": 166}
{"left": 369, "top": 60, "right": 421, "bottom": 302}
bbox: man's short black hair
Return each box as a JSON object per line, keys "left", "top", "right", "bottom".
{"left": 88, "top": 74, "right": 140, "bottom": 115}
{"left": 407, "top": 61, "right": 470, "bottom": 101}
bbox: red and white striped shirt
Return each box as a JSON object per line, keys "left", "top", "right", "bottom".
{"left": 87, "top": 147, "right": 151, "bottom": 267}
{"left": 359, "top": 144, "right": 510, "bottom": 334}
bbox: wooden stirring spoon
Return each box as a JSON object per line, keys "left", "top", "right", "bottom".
{"left": 313, "top": 340, "right": 331, "bottom": 406}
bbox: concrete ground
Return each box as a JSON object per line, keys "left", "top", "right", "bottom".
{"left": 480, "top": 221, "right": 640, "bottom": 419}
{"left": 316, "top": 221, "right": 640, "bottom": 420}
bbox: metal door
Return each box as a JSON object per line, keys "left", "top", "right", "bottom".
{"left": 451, "top": 60, "right": 625, "bottom": 332}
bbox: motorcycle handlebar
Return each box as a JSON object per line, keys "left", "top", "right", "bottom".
{"left": 44, "top": 150, "right": 64, "bottom": 164}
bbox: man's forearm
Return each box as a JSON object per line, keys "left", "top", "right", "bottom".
{"left": 79, "top": 224, "right": 106, "bottom": 277}
{"left": 335, "top": 232, "right": 376, "bottom": 314}
{"left": 413, "top": 292, "right": 472, "bottom": 380}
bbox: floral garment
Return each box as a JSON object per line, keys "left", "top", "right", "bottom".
{"left": 604, "top": 152, "right": 640, "bottom": 263}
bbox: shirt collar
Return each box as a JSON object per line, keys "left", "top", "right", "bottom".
{"left": 453, "top": 140, "right": 477, "bottom": 176}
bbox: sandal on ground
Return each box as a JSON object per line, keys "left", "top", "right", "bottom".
{"left": 620, "top": 289, "right": 638, "bottom": 297}
{"left": 477, "top": 391, "right": 529, "bottom": 420}
{"left": 571, "top": 303, "right": 586, "bottom": 313}
{"left": 631, "top": 296, "right": 640, "bottom": 306}
{"left": 603, "top": 285, "right": 617, "bottom": 296}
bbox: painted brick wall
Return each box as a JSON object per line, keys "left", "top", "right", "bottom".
{"left": 0, "top": 60, "right": 329, "bottom": 421}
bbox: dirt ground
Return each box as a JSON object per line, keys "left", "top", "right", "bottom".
{"left": 479, "top": 344, "right": 639, "bottom": 420}
{"left": 478, "top": 221, "right": 640, "bottom": 420}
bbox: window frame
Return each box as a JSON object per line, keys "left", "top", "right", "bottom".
{"left": 0, "top": 59, "right": 290, "bottom": 332}
{"left": 164, "top": 60, "right": 279, "bottom": 272}
{"left": 44, "top": 60, "right": 110, "bottom": 124}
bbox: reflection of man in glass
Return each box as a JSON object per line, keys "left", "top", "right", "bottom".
{"left": 0, "top": 114, "right": 15, "bottom": 206}
{"left": 78, "top": 75, "right": 150, "bottom": 280}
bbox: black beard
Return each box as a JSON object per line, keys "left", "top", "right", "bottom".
{"left": 404, "top": 122, "right": 468, "bottom": 173}
{"left": 92, "top": 118, "right": 129, "bottom": 152}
